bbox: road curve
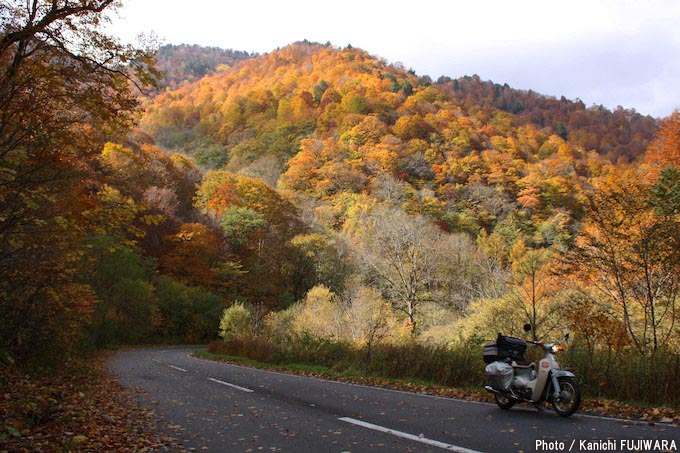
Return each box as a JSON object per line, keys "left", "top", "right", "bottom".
{"left": 109, "top": 348, "right": 679, "bottom": 452}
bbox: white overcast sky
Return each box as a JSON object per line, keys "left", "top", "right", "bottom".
{"left": 107, "top": 0, "right": 680, "bottom": 118}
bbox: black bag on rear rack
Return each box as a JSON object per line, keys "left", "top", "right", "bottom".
{"left": 496, "top": 334, "right": 527, "bottom": 361}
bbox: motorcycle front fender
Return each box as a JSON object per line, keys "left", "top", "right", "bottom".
{"left": 551, "top": 369, "right": 576, "bottom": 379}
{"left": 549, "top": 370, "right": 577, "bottom": 400}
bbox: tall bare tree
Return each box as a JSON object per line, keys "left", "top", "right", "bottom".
{"left": 353, "top": 205, "right": 470, "bottom": 335}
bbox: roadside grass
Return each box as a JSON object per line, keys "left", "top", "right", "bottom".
{"left": 194, "top": 349, "right": 488, "bottom": 400}
{"left": 196, "top": 351, "right": 270, "bottom": 369}
{"left": 196, "top": 351, "right": 337, "bottom": 376}
{"left": 194, "top": 348, "right": 680, "bottom": 425}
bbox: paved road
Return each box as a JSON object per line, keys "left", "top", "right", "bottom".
{"left": 109, "top": 348, "right": 679, "bottom": 452}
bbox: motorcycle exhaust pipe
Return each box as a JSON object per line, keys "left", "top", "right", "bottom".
{"left": 486, "top": 385, "right": 520, "bottom": 400}
{"left": 485, "top": 385, "right": 501, "bottom": 394}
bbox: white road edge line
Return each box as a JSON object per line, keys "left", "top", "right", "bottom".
{"left": 152, "top": 358, "right": 161, "bottom": 363}
{"left": 208, "top": 377, "right": 254, "bottom": 393}
{"left": 338, "top": 417, "right": 482, "bottom": 452}
{"left": 169, "top": 365, "right": 187, "bottom": 372}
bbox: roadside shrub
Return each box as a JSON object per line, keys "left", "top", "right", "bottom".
{"left": 365, "top": 342, "right": 484, "bottom": 387}
{"left": 209, "top": 334, "right": 278, "bottom": 362}
{"left": 219, "top": 302, "right": 252, "bottom": 339}
{"left": 282, "top": 334, "right": 358, "bottom": 367}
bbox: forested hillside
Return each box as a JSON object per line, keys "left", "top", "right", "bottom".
{"left": 435, "top": 75, "right": 657, "bottom": 162}
{"left": 133, "top": 41, "right": 679, "bottom": 365}
{"left": 140, "top": 41, "right": 658, "bottom": 253}
{"left": 152, "top": 44, "right": 254, "bottom": 92}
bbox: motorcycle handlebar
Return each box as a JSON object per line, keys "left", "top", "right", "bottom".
{"left": 527, "top": 340, "right": 565, "bottom": 353}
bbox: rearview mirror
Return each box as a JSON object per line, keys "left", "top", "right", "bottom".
{"left": 523, "top": 323, "right": 532, "bottom": 332}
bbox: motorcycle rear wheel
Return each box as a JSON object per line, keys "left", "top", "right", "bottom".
{"left": 552, "top": 377, "right": 581, "bottom": 417}
{"left": 494, "top": 393, "right": 516, "bottom": 410}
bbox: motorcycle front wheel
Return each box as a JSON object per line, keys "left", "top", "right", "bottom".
{"left": 552, "top": 377, "right": 581, "bottom": 417}
{"left": 494, "top": 393, "right": 516, "bottom": 410}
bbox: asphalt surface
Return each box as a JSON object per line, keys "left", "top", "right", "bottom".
{"left": 109, "top": 348, "right": 680, "bottom": 452}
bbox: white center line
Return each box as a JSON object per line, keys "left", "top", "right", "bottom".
{"left": 152, "top": 358, "right": 161, "bottom": 363}
{"left": 338, "top": 417, "right": 482, "bottom": 453}
{"left": 169, "top": 365, "right": 187, "bottom": 372}
{"left": 207, "top": 377, "right": 254, "bottom": 393}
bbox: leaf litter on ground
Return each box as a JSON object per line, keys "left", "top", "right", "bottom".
{"left": 0, "top": 352, "right": 184, "bottom": 452}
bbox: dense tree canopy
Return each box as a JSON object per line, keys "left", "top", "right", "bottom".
{"left": 140, "top": 41, "right": 656, "bottom": 248}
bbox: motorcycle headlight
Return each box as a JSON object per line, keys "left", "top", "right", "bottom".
{"left": 551, "top": 345, "right": 564, "bottom": 353}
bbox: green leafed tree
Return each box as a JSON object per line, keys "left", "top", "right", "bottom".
{"left": 220, "top": 207, "right": 266, "bottom": 254}
{"left": 155, "top": 276, "right": 223, "bottom": 342}
{"left": 84, "top": 236, "right": 155, "bottom": 348}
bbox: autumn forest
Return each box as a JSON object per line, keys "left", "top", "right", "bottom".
{"left": 2, "top": 1, "right": 680, "bottom": 432}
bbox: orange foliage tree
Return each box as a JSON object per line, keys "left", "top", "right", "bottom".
{"left": 159, "top": 223, "right": 222, "bottom": 288}
{"left": 569, "top": 166, "right": 680, "bottom": 355}
{"left": 645, "top": 110, "right": 680, "bottom": 174}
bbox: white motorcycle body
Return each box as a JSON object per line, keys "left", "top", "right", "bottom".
{"left": 522, "top": 354, "right": 575, "bottom": 403}
{"left": 484, "top": 331, "right": 581, "bottom": 417}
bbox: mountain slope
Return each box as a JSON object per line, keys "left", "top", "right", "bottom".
{"left": 139, "top": 41, "right": 658, "bottom": 242}
{"left": 153, "top": 44, "right": 254, "bottom": 92}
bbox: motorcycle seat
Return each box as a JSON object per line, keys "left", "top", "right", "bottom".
{"left": 512, "top": 360, "right": 535, "bottom": 369}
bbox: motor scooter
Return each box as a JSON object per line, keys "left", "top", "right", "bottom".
{"left": 483, "top": 324, "right": 580, "bottom": 417}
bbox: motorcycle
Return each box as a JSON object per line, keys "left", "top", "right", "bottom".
{"left": 483, "top": 324, "right": 581, "bottom": 417}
